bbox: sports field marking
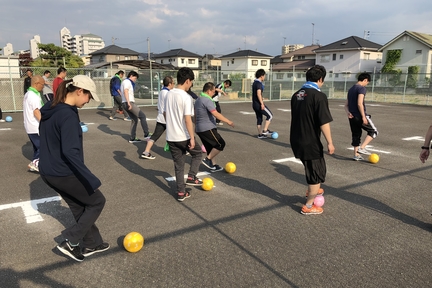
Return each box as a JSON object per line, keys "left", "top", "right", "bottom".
{"left": 273, "top": 157, "right": 302, "bottom": 164}
{"left": 402, "top": 136, "right": 424, "bottom": 141}
{"left": 0, "top": 196, "right": 61, "bottom": 224}
{"left": 347, "top": 145, "right": 391, "bottom": 154}
{"left": 277, "top": 109, "right": 291, "bottom": 112}
{"left": 165, "top": 171, "right": 211, "bottom": 182}
{"left": 239, "top": 111, "right": 255, "bottom": 115}
{"left": 0, "top": 128, "right": 11, "bottom": 131}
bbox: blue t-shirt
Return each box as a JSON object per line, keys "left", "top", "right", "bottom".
{"left": 347, "top": 84, "right": 367, "bottom": 118}
{"left": 194, "top": 96, "right": 217, "bottom": 133}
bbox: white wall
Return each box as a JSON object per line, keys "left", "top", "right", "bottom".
{"left": 0, "top": 56, "right": 20, "bottom": 78}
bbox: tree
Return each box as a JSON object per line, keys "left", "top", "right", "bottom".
{"left": 32, "top": 43, "right": 84, "bottom": 68}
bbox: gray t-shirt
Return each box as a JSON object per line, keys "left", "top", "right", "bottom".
{"left": 194, "top": 96, "right": 217, "bottom": 133}
{"left": 42, "top": 75, "right": 53, "bottom": 95}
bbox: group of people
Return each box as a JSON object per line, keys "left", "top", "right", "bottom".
{"left": 21, "top": 63, "right": 432, "bottom": 263}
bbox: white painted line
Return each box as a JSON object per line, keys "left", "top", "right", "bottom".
{"left": 347, "top": 145, "right": 391, "bottom": 154}
{"left": 165, "top": 171, "right": 211, "bottom": 182}
{"left": 239, "top": 111, "right": 255, "bottom": 115}
{"left": 273, "top": 157, "right": 302, "bottom": 164}
{"left": 402, "top": 136, "right": 424, "bottom": 141}
{"left": 146, "top": 118, "right": 156, "bottom": 121}
{"left": 0, "top": 128, "right": 11, "bottom": 131}
{"left": 277, "top": 109, "right": 291, "bottom": 112}
{"left": 0, "top": 196, "right": 62, "bottom": 223}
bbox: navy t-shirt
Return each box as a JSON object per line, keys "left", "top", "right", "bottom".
{"left": 290, "top": 88, "right": 333, "bottom": 160}
{"left": 347, "top": 84, "right": 367, "bottom": 118}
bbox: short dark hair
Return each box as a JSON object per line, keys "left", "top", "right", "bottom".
{"left": 255, "top": 69, "right": 266, "bottom": 78}
{"left": 127, "top": 71, "right": 139, "bottom": 78}
{"left": 116, "top": 70, "right": 124, "bottom": 76}
{"left": 177, "top": 67, "right": 194, "bottom": 85}
{"left": 57, "top": 67, "right": 67, "bottom": 75}
{"left": 224, "top": 80, "right": 232, "bottom": 86}
{"left": 163, "top": 76, "right": 174, "bottom": 86}
{"left": 358, "top": 73, "right": 371, "bottom": 82}
{"left": 26, "top": 68, "right": 33, "bottom": 73}
{"left": 306, "top": 65, "right": 326, "bottom": 82}
{"left": 203, "top": 82, "right": 215, "bottom": 92}
{"left": 43, "top": 70, "right": 51, "bottom": 75}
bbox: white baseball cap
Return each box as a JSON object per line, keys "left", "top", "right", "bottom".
{"left": 71, "top": 75, "right": 100, "bottom": 102}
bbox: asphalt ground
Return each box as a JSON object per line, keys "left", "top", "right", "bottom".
{"left": 0, "top": 99, "right": 431, "bottom": 287}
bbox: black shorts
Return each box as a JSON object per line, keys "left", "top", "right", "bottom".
{"left": 149, "top": 122, "right": 166, "bottom": 142}
{"left": 301, "top": 158, "right": 326, "bottom": 185}
{"left": 197, "top": 128, "right": 226, "bottom": 154}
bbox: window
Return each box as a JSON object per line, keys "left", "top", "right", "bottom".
{"left": 181, "top": 58, "right": 185, "bottom": 64}
{"left": 364, "top": 53, "right": 370, "bottom": 60}
{"left": 252, "top": 60, "right": 258, "bottom": 66}
{"left": 161, "top": 59, "right": 164, "bottom": 64}
{"left": 276, "top": 73, "right": 284, "bottom": 79}
{"left": 297, "top": 73, "right": 303, "bottom": 78}
{"left": 116, "top": 56, "right": 120, "bottom": 60}
{"left": 261, "top": 60, "right": 267, "bottom": 66}
{"left": 339, "top": 54, "right": 344, "bottom": 60}
{"left": 286, "top": 73, "right": 292, "bottom": 79}
{"left": 227, "top": 61, "right": 229, "bottom": 67}
{"left": 320, "top": 54, "right": 330, "bottom": 63}
{"left": 125, "top": 56, "right": 130, "bottom": 60}
{"left": 297, "top": 56, "right": 305, "bottom": 60}
{"left": 416, "top": 50, "right": 422, "bottom": 54}
{"left": 232, "top": 59, "right": 235, "bottom": 64}
{"left": 188, "top": 59, "right": 195, "bottom": 64}
{"left": 332, "top": 54, "right": 336, "bottom": 61}
{"left": 335, "top": 73, "right": 339, "bottom": 78}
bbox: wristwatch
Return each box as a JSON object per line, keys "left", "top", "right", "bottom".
{"left": 421, "top": 146, "right": 430, "bottom": 150}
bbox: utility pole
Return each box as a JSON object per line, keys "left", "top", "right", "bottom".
{"left": 147, "top": 37, "right": 153, "bottom": 103}
{"left": 111, "top": 37, "right": 118, "bottom": 45}
{"left": 312, "top": 23, "right": 315, "bottom": 45}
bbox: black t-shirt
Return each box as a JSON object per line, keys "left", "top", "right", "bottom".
{"left": 252, "top": 79, "right": 264, "bottom": 105}
{"left": 290, "top": 87, "right": 333, "bottom": 160}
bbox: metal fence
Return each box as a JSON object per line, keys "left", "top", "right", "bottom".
{"left": 1, "top": 66, "right": 432, "bottom": 112}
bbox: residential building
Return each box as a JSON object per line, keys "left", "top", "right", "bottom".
{"left": 281, "top": 44, "right": 304, "bottom": 55}
{"left": 272, "top": 45, "right": 320, "bottom": 81}
{"left": 29, "top": 35, "right": 41, "bottom": 59}
{"left": 219, "top": 49, "right": 272, "bottom": 80}
{"left": 59, "top": 27, "right": 105, "bottom": 56}
{"left": 153, "top": 48, "right": 201, "bottom": 69}
{"left": 2, "top": 43, "right": 13, "bottom": 56}
{"left": 379, "top": 30, "right": 432, "bottom": 82}
{"left": 89, "top": 45, "right": 139, "bottom": 65}
{"left": 200, "top": 54, "right": 221, "bottom": 71}
{"left": 314, "top": 36, "right": 382, "bottom": 81}
{"left": 0, "top": 55, "right": 19, "bottom": 78}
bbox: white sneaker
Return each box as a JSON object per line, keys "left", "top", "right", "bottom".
{"left": 358, "top": 148, "right": 371, "bottom": 155}
{"left": 0, "top": 119, "right": 5, "bottom": 122}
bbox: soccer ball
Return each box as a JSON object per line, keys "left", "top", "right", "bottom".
{"left": 225, "top": 162, "right": 236, "bottom": 174}
{"left": 123, "top": 232, "right": 144, "bottom": 253}
{"left": 202, "top": 177, "right": 214, "bottom": 191}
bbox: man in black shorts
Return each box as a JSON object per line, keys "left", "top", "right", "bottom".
{"left": 252, "top": 69, "right": 274, "bottom": 138}
{"left": 290, "top": 65, "right": 335, "bottom": 215}
{"left": 344, "top": 73, "right": 378, "bottom": 161}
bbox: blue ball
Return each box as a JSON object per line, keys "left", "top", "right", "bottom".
{"left": 81, "top": 125, "right": 88, "bottom": 133}
{"left": 271, "top": 132, "right": 278, "bottom": 139}
{"left": 5, "top": 116, "right": 12, "bottom": 122}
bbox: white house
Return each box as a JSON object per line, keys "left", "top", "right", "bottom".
{"left": 219, "top": 49, "right": 272, "bottom": 80}
{"left": 154, "top": 49, "right": 201, "bottom": 69}
{"left": 314, "top": 36, "right": 382, "bottom": 81}
{"left": 379, "top": 30, "right": 432, "bottom": 80}
{"left": 0, "top": 55, "right": 20, "bottom": 78}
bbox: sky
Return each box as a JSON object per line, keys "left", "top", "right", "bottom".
{"left": 1, "top": 0, "right": 432, "bottom": 57}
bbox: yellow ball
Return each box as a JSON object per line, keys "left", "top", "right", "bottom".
{"left": 202, "top": 177, "right": 214, "bottom": 191}
{"left": 123, "top": 232, "right": 144, "bottom": 253}
{"left": 369, "top": 153, "right": 379, "bottom": 164}
{"left": 225, "top": 162, "right": 236, "bottom": 174}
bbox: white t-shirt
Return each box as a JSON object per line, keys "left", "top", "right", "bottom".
{"left": 121, "top": 78, "right": 135, "bottom": 103}
{"left": 23, "top": 90, "right": 42, "bottom": 134}
{"left": 164, "top": 88, "right": 194, "bottom": 142}
{"left": 156, "top": 88, "right": 169, "bottom": 124}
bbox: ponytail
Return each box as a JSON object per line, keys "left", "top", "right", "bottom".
{"left": 51, "top": 79, "right": 83, "bottom": 107}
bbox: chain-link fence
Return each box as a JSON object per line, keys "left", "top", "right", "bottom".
{"left": 1, "top": 66, "right": 432, "bottom": 112}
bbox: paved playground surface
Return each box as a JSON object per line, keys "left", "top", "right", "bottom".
{"left": 0, "top": 100, "right": 431, "bottom": 287}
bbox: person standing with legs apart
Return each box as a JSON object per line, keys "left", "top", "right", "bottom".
{"left": 23, "top": 75, "right": 45, "bottom": 172}
{"left": 196, "top": 82, "right": 234, "bottom": 172}
{"left": 252, "top": 69, "right": 274, "bottom": 138}
{"left": 121, "top": 71, "right": 150, "bottom": 143}
{"left": 141, "top": 76, "right": 174, "bottom": 160}
{"left": 213, "top": 80, "right": 232, "bottom": 125}
{"left": 39, "top": 75, "right": 109, "bottom": 262}
{"left": 344, "top": 73, "right": 378, "bottom": 161}
{"left": 163, "top": 68, "right": 203, "bottom": 202}
{"left": 109, "top": 70, "right": 130, "bottom": 121}
{"left": 290, "top": 65, "right": 334, "bottom": 215}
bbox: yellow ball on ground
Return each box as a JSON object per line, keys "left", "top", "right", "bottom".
{"left": 369, "top": 153, "right": 380, "bottom": 164}
{"left": 123, "top": 232, "right": 144, "bottom": 253}
{"left": 225, "top": 162, "right": 236, "bottom": 174}
{"left": 202, "top": 177, "right": 214, "bottom": 191}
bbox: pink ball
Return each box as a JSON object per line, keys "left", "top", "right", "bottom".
{"left": 201, "top": 144, "right": 206, "bottom": 153}
{"left": 314, "top": 195, "right": 325, "bottom": 207}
